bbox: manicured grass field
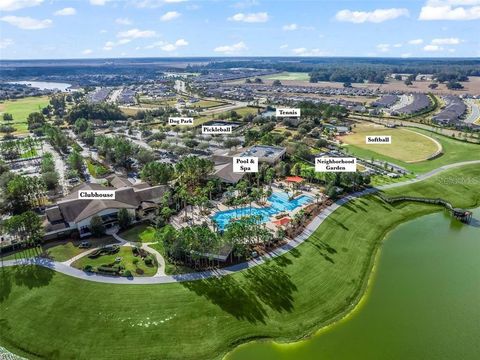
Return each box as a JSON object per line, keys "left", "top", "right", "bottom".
{"left": 225, "top": 106, "right": 260, "bottom": 118}
{"left": 263, "top": 72, "right": 310, "bottom": 81}
{"left": 190, "top": 100, "right": 227, "bottom": 109}
{"left": 341, "top": 122, "right": 440, "bottom": 163}
{"left": 0, "top": 96, "right": 49, "bottom": 133}
{"left": 1, "top": 165, "right": 479, "bottom": 360}
{"left": 1, "top": 237, "right": 117, "bottom": 262}
{"left": 119, "top": 223, "right": 156, "bottom": 243}
{"left": 71, "top": 246, "right": 157, "bottom": 277}
{"left": 346, "top": 127, "right": 480, "bottom": 174}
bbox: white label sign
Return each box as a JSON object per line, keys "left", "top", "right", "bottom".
{"left": 78, "top": 190, "right": 116, "bottom": 200}
{"left": 315, "top": 157, "right": 357, "bottom": 172}
{"left": 202, "top": 125, "right": 232, "bottom": 134}
{"left": 276, "top": 108, "right": 301, "bottom": 117}
{"left": 168, "top": 117, "right": 194, "bottom": 126}
{"left": 366, "top": 136, "right": 392, "bottom": 144}
{"left": 233, "top": 157, "right": 258, "bottom": 173}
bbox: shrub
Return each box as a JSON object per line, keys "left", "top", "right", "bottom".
{"left": 144, "top": 254, "right": 156, "bottom": 266}
{"left": 83, "top": 264, "right": 93, "bottom": 272}
{"left": 135, "top": 268, "right": 144, "bottom": 275}
{"left": 97, "top": 266, "right": 119, "bottom": 274}
{"left": 123, "top": 270, "right": 132, "bottom": 277}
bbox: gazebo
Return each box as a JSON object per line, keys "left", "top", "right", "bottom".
{"left": 285, "top": 176, "right": 304, "bottom": 190}
{"left": 273, "top": 217, "right": 291, "bottom": 228}
{"left": 285, "top": 176, "right": 304, "bottom": 184}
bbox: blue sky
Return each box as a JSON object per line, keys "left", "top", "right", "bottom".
{"left": 1, "top": 0, "right": 479, "bottom": 59}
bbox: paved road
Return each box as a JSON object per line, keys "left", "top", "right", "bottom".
{"left": 42, "top": 141, "right": 67, "bottom": 195}
{"left": 465, "top": 99, "right": 480, "bottom": 124}
{"left": 2, "top": 160, "right": 480, "bottom": 284}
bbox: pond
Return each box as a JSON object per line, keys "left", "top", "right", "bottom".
{"left": 226, "top": 208, "right": 480, "bottom": 360}
{"left": 8, "top": 81, "right": 73, "bottom": 92}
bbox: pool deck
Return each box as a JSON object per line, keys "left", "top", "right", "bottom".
{"left": 170, "top": 185, "right": 323, "bottom": 233}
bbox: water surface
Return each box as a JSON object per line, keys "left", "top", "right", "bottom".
{"left": 226, "top": 208, "right": 480, "bottom": 360}
{"left": 8, "top": 81, "right": 72, "bottom": 91}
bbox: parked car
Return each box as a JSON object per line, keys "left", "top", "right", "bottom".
{"left": 79, "top": 241, "right": 91, "bottom": 249}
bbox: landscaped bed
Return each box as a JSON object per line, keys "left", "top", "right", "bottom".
{"left": 120, "top": 224, "right": 195, "bottom": 275}
{"left": 72, "top": 246, "right": 158, "bottom": 277}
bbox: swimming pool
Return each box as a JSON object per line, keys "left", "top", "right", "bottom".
{"left": 212, "top": 191, "right": 313, "bottom": 231}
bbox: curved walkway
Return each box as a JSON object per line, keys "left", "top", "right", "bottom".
{"left": 1, "top": 160, "right": 479, "bottom": 285}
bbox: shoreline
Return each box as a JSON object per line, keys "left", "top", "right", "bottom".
{"left": 219, "top": 204, "right": 445, "bottom": 360}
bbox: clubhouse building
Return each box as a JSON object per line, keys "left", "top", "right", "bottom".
{"left": 44, "top": 175, "right": 167, "bottom": 239}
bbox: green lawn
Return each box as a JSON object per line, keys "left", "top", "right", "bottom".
{"left": 342, "top": 123, "right": 440, "bottom": 163}
{"left": 85, "top": 158, "right": 110, "bottom": 178}
{"left": 346, "top": 128, "right": 480, "bottom": 174}
{"left": 71, "top": 246, "right": 157, "bottom": 277}
{"left": 120, "top": 224, "right": 195, "bottom": 275}
{"left": 1, "top": 165, "right": 479, "bottom": 360}
{"left": 189, "top": 100, "right": 227, "bottom": 109}
{"left": 1, "top": 237, "right": 117, "bottom": 262}
{"left": 119, "top": 223, "right": 156, "bottom": 243}
{"left": 0, "top": 96, "right": 49, "bottom": 133}
{"left": 148, "top": 242, "right": 195, "bottom": 275}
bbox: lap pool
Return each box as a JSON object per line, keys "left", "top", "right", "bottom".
{"left": 212, "top": 191, "right": 313, "bottom": 231}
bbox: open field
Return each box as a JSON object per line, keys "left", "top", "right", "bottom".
{"left": 262, "top": 72, "right": 310, "bottom": 81}
{"left": 341, "top": 122, "right": 440, "bottom": 163}
{"left": 0, "top": 96, "right": 49, "bottom": 121}
{"left": 0, "top": 96, "right": 49, "bottom": 133}
{"left": 1, "top": 165, "right": 479, "bottom": 360}
{"left": 231, "top": 76, "right": 480, "bottom": 96}
{"left": 190, "top": 99, "right": 228, "bottom": 109}
{"left": 346, "top": 127, "right": 480, "bottom": 174}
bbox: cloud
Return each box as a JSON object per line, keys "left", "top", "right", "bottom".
{"left": 54, "top": 7, "right": 76, "bottom": 16}
{"left": 117, "top": 28, "right": 156, "bottom": 39}
{"left": 145, "top": 38, "right": 188, "bottom": 51}
{"left": 335, "top": 8, "right": 409, "bottom": 23}
{"left": 292, "top": 47, "right": 330, "bottom": 56}
{"left": 0, "top": 16, "right": 52, "bottom": 30}
{"left": 175, "top": 39, "right": 188, "bottom": 46}
{"left": 283, "top": 23, "right": 298, "bottom": 31}
{"left": 419, "top": 0, "right": 480, "bottom": 20}
{"left": 228, "top": 12, "right": 269, "bottom": 22}
{"left": 232, "top": 0, "right": 259, "bottom": 9}
{"left": 116, "top": 17, "right": 132, "bottom": 25}
{"left": 431, "top": 37, "right": 462, "bottom": 44}
{"left": 0, "top": 0, "right": 43, "bottom": 11}
{"left": 133, "top": 0, "right": 184, "bottom": 8}
{"left": 160, "top": 11, "right": 181, "bottom": 21}
{"left": 280, "top": 44, "right": 289, "bottom": 49}
{"left": 0, "top": 38, "right": 14, "bottom": 49}
{"left": 214, "top": 41, "right": 248, "bottom": 54}
{"left": 90, "top": 0, "right": 109, "bottom": 5}
{"left": 82, "top": 49, "right": 93, "bottom": 55}
{"left": 408, "top": 38, "right": 424, "bottom": 45}
{"left": 424, "top": 44, "right": 444, "bottom": 51}
{"left": 376, "top": 44, "right": 391, "bottom": 52}
{"left": 401, "top": 53, "right": 412, "bottom": 58}
{"left": 393, "top": 43, "right": 403, "bottom": 48}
